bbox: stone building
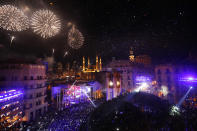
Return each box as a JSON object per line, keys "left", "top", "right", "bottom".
{"left": 0, "top": 60, "right": 48, "bottom": 121}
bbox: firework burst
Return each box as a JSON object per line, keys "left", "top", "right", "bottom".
{"left": 31, "top": 10, "right": 61, "bottom": 39}
{"left": 0, "top": 5, "right": 29, "bottom": 31}
{"left": 68, "top": 26, "right": 84, "bottom": 49}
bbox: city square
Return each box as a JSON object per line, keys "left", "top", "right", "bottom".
{"left": 0, "top": 0, "right": 196, "bottom": 131}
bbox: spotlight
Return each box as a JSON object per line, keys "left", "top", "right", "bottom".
{"left": 188, "top": 77, "right": 194, "bottom": 81}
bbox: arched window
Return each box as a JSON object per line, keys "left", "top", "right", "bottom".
{"left": 157, "top": 69, "right": 161, "bottom": 74}
{"left": 166, "top": 69, "right": 171, "bottom": 74}
{"left": 175, "top": 68, "right": 179, "bottom": 74}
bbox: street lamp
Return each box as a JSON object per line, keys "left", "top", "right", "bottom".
{"left": 117, "top": 81, "right": 120, "bottom": 86}
{"left": 109, "top": 81, "right": 113, "bottom": 87}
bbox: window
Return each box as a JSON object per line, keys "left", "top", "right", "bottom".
{"left": 110, "top": 91, "right": 113, "bottom": 98}
{"left": 157, "top": 69, "right": 161, "bottom": 74}
{"left": 30, "top": 112, "right": 34, "bottom": 121}
{"left": 128, "top": 81, "right": 130, "bottom": 86}
{"left": 110, "top": 73, "right": 113, "bottom": 81}
{"left": 167, "top": 76, "right": 171, "bottom": 83}
{"left": 29, "top": 103, "right": 32, "bottom": 108}
{"left": 44, "top": 97, "right": 47, "bottom": 103}
{"left": 128, "top": 76, "right": 130, "bottom": 80}
{"left": 14, "top": 76, "right": 18, "bottom": 81}
{"left": 24, "top": 85, "right": 28, "bottom": 89}
{"left": 44, "top": 107, "right": 46, "bottom": 112}
{"left": 29, "top": 94, "right": 33, "bottom": 99}
{"left": 168, "top": 85, "right": 171, "bottom": 91}
{"left": 36, "top": 101, "right": 41, "bottom": 106}
{"left": 30, "top": 76, "right": 34, "bottom": 80}
{"left": 24, "top": 76, "right": 27, "bottom": 80}
{"left": 166, "top": 69, "right": 171, "bottom": 74}
{"left": 39, "top": 109, "right": 42, "bottom": 115}
{"left": 175, "top": 68, "right": 179, "bottom": 74}
{"left": 0, "top": 76, "right": 6, "bottom": 81}
{"left": 158, "top": 76, "right": 162, "bottom": 82}
{"left": 37, "top": 84, "right": 40, "bottom": 88}
{"left": 36, "top": 92, "right": 42, "bottom": 97}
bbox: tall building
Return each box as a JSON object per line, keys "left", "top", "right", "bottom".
{"left": 0, "top": 60, "right": 48, "bottom": 121}
{"left": 105, "top": 58, "right": 153, "bottom": 93}
{"left": 0, "top": 89, "right": 23, "bottom": 129}
{"left": 129, "top": 47, "right": 135, "bottom": 62}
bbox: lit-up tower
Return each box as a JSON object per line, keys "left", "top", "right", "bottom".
{"left": 82, "top": 56, "right": 102, "bottom": 73}
{"left": 99, "top": 57, "right": 102, "bottom": 71}
{"left": 82, "top": 56, "right": 85, "bottom": 71}
{"left": 88, "top": 57, "right": 90, "bottom": 69}
{"left": 0, "top": 89, "right": 23, "bottom": 129}
{"left": 96, "top": 55, "right": 99, "bottom": 71}
{"left": 129, "top": 47, "right": 135, "bottom": 62}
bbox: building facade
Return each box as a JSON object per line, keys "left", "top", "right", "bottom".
{"left": 0, "top": 61, "right": 48, "bottom": 121}
{"left": 105, "top": 59, "right": 153, "bottom": 93}
{"left": 105, "top": 71, "right": 122, "bottom": 100}
{"left": 81, "top": 56, "right": 102, "bottom": 80}
{"left": 51, "top": 81, "right": 103, "bottom": 110}
{"left": 155, "top": 64, "right": 197, "bottom": 104}
{"left": 0, "top": 89, "right": 23, "bottom": 129}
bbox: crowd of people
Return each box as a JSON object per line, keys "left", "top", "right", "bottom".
{"left": 22, "top": 101, "right": 95, "bottom": 131}
{"left": 48, "top": 102, "right": 94, "bottom": 131}
{"left": 87, "top": 93, "right": 197, "bottom": 131}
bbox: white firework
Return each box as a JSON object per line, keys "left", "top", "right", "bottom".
{"left": 64, "top": 51, "right": 68, "bottom": 57}
{"left": 10, "top": 35, "right": 16, "bottom": 46}
{"left": 31, "top": 10, "right": 61, "bottom": 39}
{"left": 68, "top": 26, "right": 84, "bottom": 49}
{"left": 0, "top": 5, "right": 29, "bottom": 31}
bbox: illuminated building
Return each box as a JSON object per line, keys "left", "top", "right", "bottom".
{"left": 0, "top": 60, "right": 48, "bottom": 121}
{"left": 105, "top": 58, "right": 153, "bottom": 93}
{"left": 51, "top": 81, "right": 103, "bottom": 110}
{"left": 129, "top": 47, "right": 151, "bottom": 66}
{"left": 50, "top": 56, "right": 102, "bottom": 81}
{"left": 81, "top": 56, "right": 102, "bottom": 80}
{"left": 129, "top": 47, "right": 135, "bottom": 62}
{"left": 82, "top": 55, "right": 102, "bottom": 73}
{"left": 0, "top": 89, "right": 23, "bottom": 129}
{"left": 56, "top": 62, "right": 63, "bottom": 75}
{"left": 106, "top": 71, "right": 122, "bottom": 100}
{"left": 155, "top": 64, "right": 197, "bottom": 103}
{"left": 135, "top": 55, "right": 151, "bottom": 66}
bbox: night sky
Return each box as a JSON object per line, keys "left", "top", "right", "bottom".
{"left": 0, "top": 0, "right": 196, "bottom": 64}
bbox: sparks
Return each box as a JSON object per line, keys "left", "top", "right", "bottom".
{"left": 52, "top": 48, "right": 55, "bottom": 55}
{"left": 64, "top": 51, "right": 68, "bottom": 57}
{"left": 67, "top": 25, "right": 84, "bottom": 49}
{"left": 10, "top": 35, "right": 16, "bottom": 46}
{"left": 31, "top": 10, "right": 61, "bottom": 39}
{"left": 0, "top": 5, "right": 29, "bottom": 31}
